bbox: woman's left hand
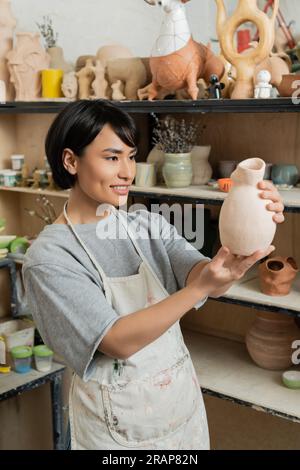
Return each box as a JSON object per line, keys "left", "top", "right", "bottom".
{"left": 258, "top": 180, "right": 285, "bottom": 224}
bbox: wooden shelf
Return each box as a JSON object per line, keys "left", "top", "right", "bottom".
{"left": 0, "top": 97, "right": 300, "bottom": 114}
{"left": 216, "top": 268, "right": 300, "bottom": 318}
{"left": 183, "top": 330, "right": 300, "bottom": 423}
{"left": 2, "top": 184, "right": 300, "bottom": 212}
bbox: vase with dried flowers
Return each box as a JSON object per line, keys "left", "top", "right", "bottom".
{"left": 152, "top": 115, "right": 199, "bottom": 188}
{"left": 36, "top": 15, "right": 71, "bottom": 72}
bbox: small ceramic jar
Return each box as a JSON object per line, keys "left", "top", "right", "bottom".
{"left": 3, "top": 170, "right": 18, "bottom": 187}
{"left": 11, "top": 154, "right": 25, "bottom": 171}
{"left": 162, "top": 153, "right": 193, "bottom": 188}
{"left": 271, "top": 164, "right": 299, "bottom": 186}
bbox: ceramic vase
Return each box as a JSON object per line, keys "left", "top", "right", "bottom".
{"left": 246, "top": 312, "right": 299, "bottom": 370}
{"left": 47, "top": 46, "right": 72, "bottom": 73}
{"left": 218, "top": 160, "right": 238, "bottom": 178}
{"left": 271, "top": 164, "right": 299, "bottom": 186}
{"left": 162, "top": 153, "right": 193, "bottom": 188}
{"left": 219, "top": 158, "right": 276, "bottom": 256}
{"left": 0, "top": 0, "right": 17, "bottom": 100}
{"left": 259, "top": 256, "right": 298, "bottom": 296}
{"left": 6, "top": 32, "right": 50, "bottom": 101}
{"left": 146, "top": 145, "right": 165, "bottom": 184}
{"left": 191, "top": 146, "right": 212, "bottom": 185}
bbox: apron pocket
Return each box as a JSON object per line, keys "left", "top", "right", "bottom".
{"left": 101, "top": 354, "right": 199, "bottom": 447}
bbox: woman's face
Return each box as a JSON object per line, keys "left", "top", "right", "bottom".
{"left": 73, "top": 124, "right": 137, "bottom": 207}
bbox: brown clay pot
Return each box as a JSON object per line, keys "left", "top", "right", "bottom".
{"left": 259, "top": 256, "right": 298, "bottom": 296}
{"left": 246, "top": 312, "right": 300, "bottom": 370}
{"left": 277, "top": 74, "right": 300, "bottom": 97}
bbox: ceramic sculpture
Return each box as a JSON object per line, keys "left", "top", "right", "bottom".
{"left": 61, "top": 71, "right": 78, "bottom": 100}
{"left": 47, "top": 46, "right": 72, "bottom": 73}
{"left": 111, "top": 80, "right": 126, "bottom": 100}
{"left": 76, "top": 58, "right": 95, "bottom": 99}
{"left": 6, "top": 32, "right": 50, "bottom": 101}
{"left": 254, "top": 70, "right": 272, "bottom": 98}
{"left": 91, "top": 60, "right": 109, "bottom": 99}
{"left": 0, "top": 79, "right": 6, "bottom": 101}
{"left": 191, "top": 146, "right": 212, "bottom": 185}
{"left": 0, "top": 0, "right": 17, "bottom": 100}
{"left": 215, "top": 0, "right": 279, "bottom": 99}
{"left": 259, "top": 257, "right": 298, "bottom": 296}
{"left": 96, "top": 45, "right": 133, "bottom": 67}
{"left": 219, "top": 158, "right": 276, "bottom": 256}
{"left": 107, "top": 57, "right": 148, "bottom": 100}
{"left": 144, "top": 0, "right": 224, "bottom": 100}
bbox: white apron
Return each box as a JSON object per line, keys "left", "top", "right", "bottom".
{"left": 63, "top": 202, "right": 210, "bottom": 450}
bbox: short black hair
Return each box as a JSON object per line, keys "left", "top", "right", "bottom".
{"left": 45, "top": 99, "right": 138, "bottom": 189}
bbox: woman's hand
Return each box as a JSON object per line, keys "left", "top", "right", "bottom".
{"left": 258, "top": 180, "right": 285, "bottom": 224}
{"left": 193, "top": 245, "right": 275, "bottom": 299}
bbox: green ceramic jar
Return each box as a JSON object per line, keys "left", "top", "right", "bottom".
{"left": 271, "top": 164, "right": 299, "bottom": 186}
{"left": 162, "top": 153, "right": 193, "bottom": 188}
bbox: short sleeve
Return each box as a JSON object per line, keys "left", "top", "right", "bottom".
{"left": 22, "top": 263, "right": 119, "bottom": 381}
{"left": 157, "top": 213, "right": 211, "bottom": 309}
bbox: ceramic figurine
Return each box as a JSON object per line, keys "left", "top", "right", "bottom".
{"left": 107, "top": 57, "right": 148, "bottom": 100}
{"left": 76, "top": 58, "right": 95, "bottom": 99}
{"left": 75, "top": 55, "right": 96, "bottom": 72}
{"left": 246, "top": 312, "right": 300, "bottom": 370}
{"left": 215, "top": 0, "right": 279, "bottom": 99}
{"left": 259, "top": 256, "right": 298, "bottom": 296}
{"left": 91, "top": 60, "right": 109, "bottom": 99}
{"left": 96, "top": 45, "right": 133, "bottom": 67}
{"left": 61, "top": 71, "right": 78, "bottom": 100}
{"left": 111, "top": 80, "right": 126, "bottom": 101}
{"left": 144, "top": 0, "right": 224, "bottom": 100}
{"left": 208, "top": 74, "right": 225, "bottom": 99}
{"left": 254, "top": 70, "right": 272, "bottom": 99}
{"left": 219, "top": 158, "right": 276, "bottom": 256}
{"left": 6, "top": 32, "right": 50, "bottom": 101}
{"left": 191, "top": 146, "right": 212, "bottom": 185}
{"left": 0, "top": 0, "right": 17, "bottom": 101}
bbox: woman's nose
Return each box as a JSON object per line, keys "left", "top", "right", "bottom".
{"left": 118, "top": 158, "right": 135, "bottom": 179}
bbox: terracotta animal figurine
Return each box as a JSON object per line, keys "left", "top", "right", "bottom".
{"left": 106, "top": 57, "right": 148, "bottom": 100}
{"left": 215, "top": 0, "right": 279, "bottom": 99}
{"left": 144, "top": 0, "right": 224, "bottom": 100}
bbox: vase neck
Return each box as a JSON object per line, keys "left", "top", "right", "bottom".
{"left": 231, "top": 158, "right": 265, "bottom": 186}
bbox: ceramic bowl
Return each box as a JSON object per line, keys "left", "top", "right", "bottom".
{"left": 282, "top": 371, "right": 300, "bottom": 389}
{"left": 218, "top": 161, "right": 238, "bottom": 178}
{"left": 277, "top": 74, "right": 300, "bottom": 97}
{"left": 218, "top": 178, "right": 233, "bottom": 192}
{"left": 0, "top": 235, "right": 16, "bottom": 249}
{"left": 271, "top": 164, "right": 299, "bottom": 186}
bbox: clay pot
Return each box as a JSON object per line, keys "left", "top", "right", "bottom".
{"left": 162, "top": 153, "right": 193, "bottom": 188}
{"left": 259, "top": 257, "right": 298, "bottom": 296}
{"left": 191, "top": 146, "right": 212, "bottom": 185}
{"left": 219, "top": 158, "right": 276, "bottom": 256}
{"left": 277, "top": 74, "right": 300, "bottom": 97}
{"left": 246, "top": 312, "right": 299, "bottom": 370}
{"left": 218, "top": 160, "right": 238, "bottom": 178}
{"left": 146, "top": 145, "right": 165, "bottom": 184}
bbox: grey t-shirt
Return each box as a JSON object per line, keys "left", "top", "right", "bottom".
{"left": 23, "top": 209, "right": 209, "bottom": 381}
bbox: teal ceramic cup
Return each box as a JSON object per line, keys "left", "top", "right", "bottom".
{"left": 271, "top": 164, "right": 299, "bottom": 186}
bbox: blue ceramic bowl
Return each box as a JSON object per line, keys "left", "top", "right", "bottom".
{"left": 271, "top": 164, "right": 299, "bottom": 186}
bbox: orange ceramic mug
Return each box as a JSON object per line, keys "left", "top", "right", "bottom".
{"left": 218, "top": 178, "right": 233, "bottom": 192}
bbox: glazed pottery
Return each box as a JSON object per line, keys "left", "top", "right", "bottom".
{"left": 162, "top": 153, "right": 193, "bottom": 188}
{"left": 146, "top": 145, "right": 165, "bottom": 184}
{"left": 246, "top": 312, "right": 299, "bottom": 370}
{"left": 218, "top": 160, "right": 238, "bottom": 178}
{"left": 259, "top": 256, "right": 298, "bottom": 296}
{"left": 271, "top": 164, "right": 299, "bottom": 186}
{"left": 219, "top": 158, "right": 276, "bottom": 256}
{"left": 191, "top": 146, "right": 212, "bottom": 185}
{"left": 277, "top": 74, "right": 300, "bottom": 97}
{"left": 0, "top": 0, "right": 17, "bottom": 100}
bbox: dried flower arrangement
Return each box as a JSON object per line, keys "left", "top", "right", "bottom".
{"left": 152, "top": 114, "right": 206, "bottom": 154}
{"left": 36, "top": 15, "right": 58, "bottom": 48}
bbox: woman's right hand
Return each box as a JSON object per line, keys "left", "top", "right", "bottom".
{"left": 192, "top": 245, "right": 275, "bottom": 298}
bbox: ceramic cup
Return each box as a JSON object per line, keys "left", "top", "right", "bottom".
{"left": 271, "top": 164, "right": 299, "bottom": 186}
{"left": 135, "top": 162, "right": 156, "bottom": 187}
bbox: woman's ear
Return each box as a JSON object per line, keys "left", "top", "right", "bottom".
{"left": 62, "top": 148, "right": 78, "bottom": 175}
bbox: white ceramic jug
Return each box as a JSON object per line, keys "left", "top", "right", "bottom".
{"left": 219, "top": 157, "right": 276, "bottom": 256}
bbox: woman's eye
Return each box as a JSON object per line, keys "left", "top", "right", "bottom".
{"left": 130, "top": 155, "right": 136, "bottom": 160}
{"left": 105, "top": 156, "right": 118, "bottom": 161}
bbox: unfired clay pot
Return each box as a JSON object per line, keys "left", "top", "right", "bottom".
{"left": 191, "top": 146, "right": 212, "bottom": 185}
{"left": 259, "top": 257, "right": 298, "bottom": 296}
{"left": 219, "top": 158, "right": 276, "bottom": 256}
{"left": 246, "top": 312, "right": 299, "bottom": 370}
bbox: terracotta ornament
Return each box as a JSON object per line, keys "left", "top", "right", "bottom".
{"left": 76, "top": 58, "right": 95, "bottom": 99}
{"left": 0, "top": 0, "right": 17, "bottom": 100}
{"left": 246, "top": 312, "right": 300, "bottom": 370}
{"left": 144, "top": 0, "right": 224, "bottom": 100}
{"left": 61, "top": 71, "right": 78, "bottom": 100}
{"left": 6, "top": 32, "right": 50, "bottom": 101}
{"left": 111, "top": 80, "right": 126, "bottom": 101}
{"left": 219, "top": 158, "right": 276, "bottom": 256}
{"left": 96, "top": 45, "right": 133, "bottom": 67}
{"left": 107, "top": 57, "right": 148, "bottom": 100}
{"left": 215, "top": 0, "right": 279, "bottom": 99}
{"left": 259, "top": 256, "right": 298, "bottom": 296}
{"left": 91, "top": 60, "right": 109, "bottom": 99}
{"left": 75, "top": 55, "right": 96, "bottom": 72}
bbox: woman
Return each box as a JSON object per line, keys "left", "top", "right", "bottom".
{"left": 23, "top": 100, "right": 284, "bottom": 450}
